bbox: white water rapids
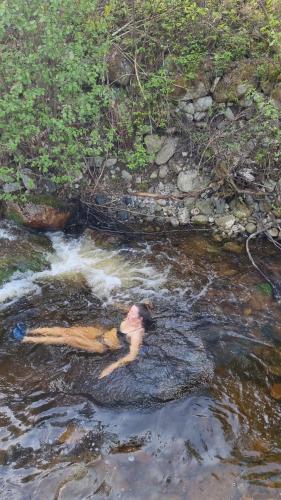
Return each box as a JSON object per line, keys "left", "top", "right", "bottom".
{"left": 0, "top": 228, "right": 169, "bottom": 309}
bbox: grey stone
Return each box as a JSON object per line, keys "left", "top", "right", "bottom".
{"left": 135, "top": 176, "right": 142, "bottom": 184}
{"left": 239, "top": 98, "right": 253, "bottom": 108}
{"left": 144, "top": 134, "right": 164, "bottom": 154}
{"left": 215, "top": 214, "right": 236, "bottom": 229}
{"left": 3, "top": 182, "right": 21, "bottom": 193}
{"left": 185, "top": 113, "right": 194, "bottom": 122}
{"left": 177, "top": 170, "right": 208, "bottom": 193}
{"left": 170, "top": 216, "right": 179, "bottom": 227}
{"left": 264, "top": 179, "right": 276, "bottom": 193}
{"left": 245, "top": 222, "right": 257, "bottom": 234}
{"left": 216, "top": 120, "right": 228, "bottom": 130}
{"left": 239, "top": 169, "right": 255, "bottom": 183}
{"left": 179, "top": 101, "right": 195, "bottom": 114}
{"left": 237, "top": 83, "right": 249, "bottom": 96}
{"left": 181, "top": 80, "right": 210, "bottom": 101}
{"left": 21, "top": 171, "right": 36, "bottom": 190}
{"left": 104, "top": 158, "right": 117, "bottom": 168}
{"left": 268, "top": 227, "right": 279, "bottom": 238}
{"left": 195, "top": 199, "right": 214, "bottom": 216}
{"left": 155, "top": 137, "right": 178, "bottom": 165}
{"left": 93, "top": 156, "right": 104, "bottom": 168}
{"left": 150, "top": 171, "right": 158, "bottom": 179}
{"left": 159, "top": 165, "right": 169, "bottom": 179}
{"left": 193, "top": 96, "right": 213, "bottom": 112}
{"left": 168, "top": 158, "right": 184, "bottom": 173}
{"left": 224, "top": 107, "right": 235, "bottom": 121}
{"left": 230, "top": 199, "right": 252, "bottom": 219}
{"left": 178, "top": 207, "right": 190, "bottom": 225}
{"left": 121, "top": 170, "right": 132, "bottom": 182}
{"left": 95, "top": 194, "right": 107, "bottom": 205}
{"left": 117, "top": 210, "right": 129, "bottom": 221}
{"left": 157, "top": 199, "right": 167, "bottom": 207}
{"left": 184, "top": 197, "right": 196, "bottom": 208}
{"left": 191, "top": 214, "right": 209, "bottom": 225}
{"left": 213, "top": 199, "right": 226, "bottom": 214}
{"left": 194, "top": 112, "right": 207, "bottom": 121}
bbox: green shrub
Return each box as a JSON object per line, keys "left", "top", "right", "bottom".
{"left": 0, "top": 0, "right": 113, "bottom": 194}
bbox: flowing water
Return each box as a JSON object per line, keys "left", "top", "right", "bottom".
{"left": 0, "top": 220, "right": 281, "bottom": 499}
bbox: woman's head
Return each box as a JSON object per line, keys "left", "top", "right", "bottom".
{"left": 126, "top": 303, "right": 153, "bottom": 330}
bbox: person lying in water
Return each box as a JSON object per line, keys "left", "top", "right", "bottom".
{"left": 11, "top": 303, "right": 152, "bottom": 379}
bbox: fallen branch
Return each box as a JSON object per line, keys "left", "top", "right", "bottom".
{"left": 130, "top": 185, "right": 213, "bottom": 200}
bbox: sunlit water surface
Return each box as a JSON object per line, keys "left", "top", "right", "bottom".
{"left": 0, "top": 221, "right": 281, "bottom": 499}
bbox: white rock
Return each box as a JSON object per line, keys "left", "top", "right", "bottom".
{"left": 177, "top": 170, "right": 208, "bottom": 192}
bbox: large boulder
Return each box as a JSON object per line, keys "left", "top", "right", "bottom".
{"left": 6, "top": 196, "right": 73, "bottom": 230}
{"left": 53, "top": 329, "right": 214, "bottom": 408}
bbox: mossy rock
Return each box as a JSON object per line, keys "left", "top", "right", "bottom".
{"left": 213, "top": 61, "right": 257, "bottom": 103}
{"left": 0, "top": 252, "right": 49, "bottom": 286}
{"left": 5, "top": 195, "right": 73, "bottom": 230}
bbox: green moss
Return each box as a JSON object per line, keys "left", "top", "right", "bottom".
{"left": 256, "top": 282, "right": 273, "bottom": 296}
{"left": 26, "top": 194, "right": 67, "bottom": 209}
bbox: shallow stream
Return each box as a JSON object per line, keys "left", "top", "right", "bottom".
{"left": 0, "top": 220, "right": 281, "bottom": 499}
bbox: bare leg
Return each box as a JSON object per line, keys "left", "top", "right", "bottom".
{"left": 23, "top": 334, "right": 106, "bottom": 353}
{"left": 29, "top": 326, "right": 104, "bottom": 339}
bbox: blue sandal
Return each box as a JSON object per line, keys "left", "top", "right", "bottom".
{"left": 11, "top": 323, "right": 27, "bottom": 341}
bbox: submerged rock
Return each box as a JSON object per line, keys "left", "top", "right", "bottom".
{"left": 53, "top": 330, "right": 214, "bottom": 408}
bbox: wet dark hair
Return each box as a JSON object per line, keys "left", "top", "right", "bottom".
{"left": 135, "top": 303, "right": 153, "bottom": 330}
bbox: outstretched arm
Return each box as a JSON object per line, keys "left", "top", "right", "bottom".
{"left": 99, "top": 334, "right": 142, "bottom": 379}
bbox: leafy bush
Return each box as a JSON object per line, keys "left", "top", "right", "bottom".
{"left": 0, "top": 0, "right": 113, "bottom": 192}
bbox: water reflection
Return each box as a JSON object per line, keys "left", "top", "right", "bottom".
{"left": 0, "top": 222, "right": 281, "bottom": 497}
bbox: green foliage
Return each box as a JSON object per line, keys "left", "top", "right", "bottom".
{"left": 0, "top": 0, "right": 113, "bottom": 196}
{"left": 256, "top": 282, "right": 273, "bottom": 296}
{"left": 126, "top": 142, "right": 153, "bottom": 171}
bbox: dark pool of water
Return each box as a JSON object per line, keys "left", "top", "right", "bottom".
{"left": 0, "top": 223, "right": 281, "bottom": 499}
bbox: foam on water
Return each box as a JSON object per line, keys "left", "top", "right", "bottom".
{"left": 0, "top": 231, "right": 169, "bottom": 308}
